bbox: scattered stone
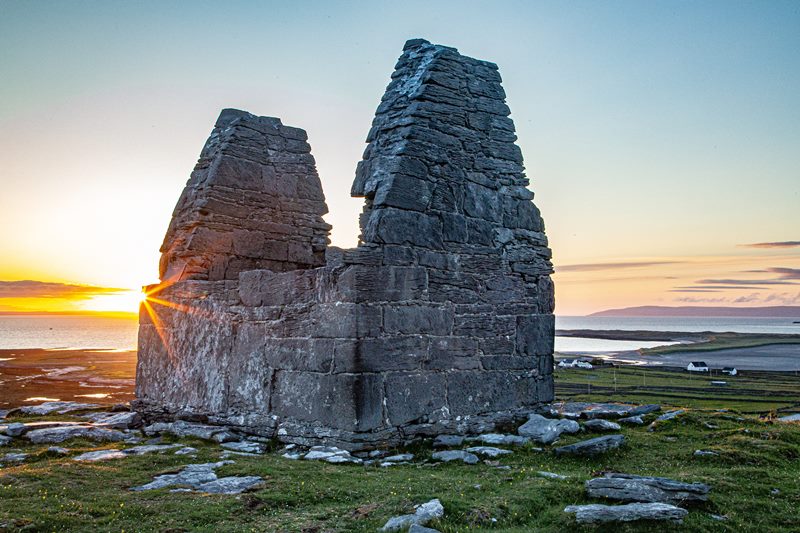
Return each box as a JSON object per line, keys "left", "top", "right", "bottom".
{"left": 553, "top": 402, "right": 634, "bottom": 420}
{"left": 0, "top": 409, "right": 9, "bottom": 420}
{"left": 770, "top": 488, "right": 780, "bottom": 495}
{"left": 383, "top": 453, "right": 414, "bottom": 463}
{"left": 73, "top": 444, "right": 181, "bottom": 461}
{"left": 47, "top": 446, "right": 69, "bottom": 455}
{"left": 26, "top": 425, "right": 126, "bottom": 444}
{"left": 304, "top": 446, "right": 361, "bottom": 464}
{"left": 143, "top": 421, "right": 237, "bottom": 442}
{"left": 472, "top": 433, "right": 530, "bottom": 446}
{"left": 537, "top": 471, "right": 567, "bottom": 480}
{"left": 694, "top": 450, "right": 719, "bottom": 457}
{"left": 282, "top": 451, "right": 303, "bottom": 460}
{"left": 2, "top": 423, "right": 26, "bottom": 437}
{"left": 0, "top": 435, "right": 11, "bottom": 446}
{"left": 368, "top": 450, "right": 390, "bottom": 458}
{"left": 655, "top": 410, "right": 684, "bottom": 422}
{"left": 703, "top": 422, "right": 719, "bottom": 429}
{"left": 195, "top": 476, "right": 264, "bottom": 494}
{"left": 73, "top": 449, "right": 127, "bottom": 462}
{"left": 433, "top": 435, "right": 464, "bottom": 448}
{"left": 131, "top": 461, "right": 257, "bottom": 493}
{"left": 1, "top": 453, "right": 28, "bottom": 463}
{"left": 175, "top": 447, "right": 197, "bottom": 455}
{"left": 663, "top": 436, "right": 678, "bottom": 442}
{"left": 125, "top": 444, "right": 182, "bottom": 455}
{"left": 584, "top": 419, "right": 621, "bottom": 432}
{"left": 710, "top": 514, "right": 728, "bottom": 521}
{"left": 585, "top": 473, "right": 710, "bottom": 505}
{"left": 565, "top": 503, "right": 687, "bottom": 524}
{"left": 409, "top": 525, "right": 441, "bottom": 533}
{"left": 465, "top": 446, "right": 512, "bottom": 458}
{"left": 83, "top": 411, "right": 141, "bottom": 429}
{"left": 18, "top": 401, "right": 99, "bottom": 415}
{"left": 518, "top": 414, "right": 580, "bottom": 444}
{"left": 618, "top": 416, "right": 644, "bottom": 425}
{"left": 221, "top": 441, "right": 267, "bottom": 454}
{"left": 777, "top": 414, "right": 800, "bottom": 423}
{"left": 380, "top": 498, "right": 444, "bottom": 532}
{"left": 431, "top": 450, "right": 479, "bottom": 464}
{"left": 554, "top": 435, "right": 625, "bottom": 456}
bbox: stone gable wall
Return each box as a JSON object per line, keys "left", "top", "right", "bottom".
{"left": 135, "top": 39, "right": 555, "bottom": 450}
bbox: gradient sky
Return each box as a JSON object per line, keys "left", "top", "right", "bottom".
{"left": 1, "top": 0, "right": 798, "bottom": 315}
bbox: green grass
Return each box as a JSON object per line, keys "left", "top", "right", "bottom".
{"left": 555, "top": 366, "right": 800, "bottom": 414}
{"left": 2, "top": 369, "right": 800, "bottom": 532}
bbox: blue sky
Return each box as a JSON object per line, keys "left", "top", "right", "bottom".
{"left": 1, "top": 0, "right": 798, "bottom": 314}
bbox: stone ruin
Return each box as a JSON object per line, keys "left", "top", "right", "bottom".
{"left": 134, "top": 39, "right": 555, "bottom": 450}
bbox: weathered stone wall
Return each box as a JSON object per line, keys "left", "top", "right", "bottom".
{"left": 135, "top": 39, "right": 555, "bottom": 450}
{"left": 158, "top": 109, "right": 330, "bottom": 281}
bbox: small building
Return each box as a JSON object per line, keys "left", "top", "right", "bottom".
{"left": 575, "top": 360, "right": 594, "bottom": 369}
{"left": 558, "top": 359, "right": 577, "bottom": 368}
{"left": 687, "top": 361, "right": 709, "bottom": 372}
{"left": 722, "top": 367, "right": 738, "bottom": 376}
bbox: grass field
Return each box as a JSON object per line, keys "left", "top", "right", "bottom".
{"left": 555, "top": 365, "right": 800, "bottom": 414}
{"left": 1, "top": 366, "right": 799, "bottom": 532}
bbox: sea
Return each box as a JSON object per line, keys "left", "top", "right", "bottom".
{"left": 0, "top": 314, "right": 798, "bottom": 353}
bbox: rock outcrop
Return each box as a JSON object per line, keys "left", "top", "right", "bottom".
{"left": 134, "top": 39, "right": 555, "bottom": 450}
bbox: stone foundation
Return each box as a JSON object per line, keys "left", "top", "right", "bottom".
{"left": 134, "top": 39, "right": 555, "bottom": 451}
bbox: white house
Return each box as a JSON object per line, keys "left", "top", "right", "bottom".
{"left": 722, "top": 367, "right": 738, "bottom": 376}
{"left": 575, "top": 360, "right": 594, "bottom": 369}
{"left": 558, "top": 359, "right": 577, "bottom": 368}
{"left": 687, "top": 361, "right": 709, "bottom": 372}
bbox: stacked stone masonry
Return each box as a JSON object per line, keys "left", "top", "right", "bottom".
{"left": 135, "top": 39, "right": 555, "bottom": 450}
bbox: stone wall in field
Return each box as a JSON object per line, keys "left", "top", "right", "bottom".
{"left": 135, "top": 39, "right": 555, "bottom": 450}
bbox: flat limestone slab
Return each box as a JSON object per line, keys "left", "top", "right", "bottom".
{"left": 565, "top": 502, "right": 688, "bottom": 524}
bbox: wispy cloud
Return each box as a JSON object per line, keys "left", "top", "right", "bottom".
{"left": 740, "top": 241, "right": 800, "bottom": 249}
{"left": 557, "top": 261, "right": 681, "bottom": 273}
{"left": 675, "top": 285, "right": 766, "bottom": 290}
{"left": 0, "top": 280, "right": 126, "bottom": 299}
{"left": 675, "top": 296, "right": 728, "bottom": 303}
{"left": 669, "top": 289, "right": 720, "bottom": 293}
{"left": 696, "top": 278, "right": 797, "bottom": 286}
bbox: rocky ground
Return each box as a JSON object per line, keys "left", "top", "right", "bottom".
{"left": 1, "top": 399, "right": 799, "bottom": 531}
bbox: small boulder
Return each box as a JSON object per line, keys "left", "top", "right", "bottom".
{"left": 585, "top": 473, "right": 710, "bottom": 505}
{"left": 693, "top": 450, "right": 719, "bottom": 457}
{"left": 554, "top": 435, "right": 625, "bottom": 456}
{"left": 433, "top": 435, "right": 464, "bottom": 448}
{"left": 221, "top": 441, "right": 267, "bottom": 454}
{"left": 304, "top": 446, "right": 361, "bottom": 464}
{"left": 465, "top": 446, "right": 512, "bottom": 458}
{"left": 0, "top": 435, "right": 11, "bottom": 446}
{"left": 380, "top": 498, "right": 444, "bottom": 532}
{"left": 584, "top": 419, "right": 621, "bottom": 432}
{"left": 18, "top": 401, "right": 100, "bottom": 415}
{"left": 1, "top": 453, "right": 28, "bottom": 464}
{"left": 409, "top": 525, "right": 441, "bottom": 533}
{"left": 26, "top": 425, "right": 126, "bottom": 444}
{"left": 3, "top": 423, "right": 26, "bottom": 437}
{"left": 537, "top": 471, "right": 567, "bottom": 480}
{"left": 618, "top": 416, "right": 644, "bottom": 425}
{"left": 518, "top": 414, "right": 580, "bottom": 444}
{"left": 565, "top": 502, "right": 687, "bottom": 524}
{"left": 472, "top": 433, "right": 529, "bottom": 446}
{"left": 431, "top": 450, "right": 479, "bottom": 464}
{"left": 777, "top": 414, "right": 800, "bottom": 423}
{"left": 195, "top": 476, "right": 263, "bottom": 494}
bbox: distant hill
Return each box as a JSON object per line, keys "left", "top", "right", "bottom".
{"left": 589, "top": 306, "right": 800, "bottom": 318}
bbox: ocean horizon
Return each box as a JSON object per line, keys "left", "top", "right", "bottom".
{"left": 1, "top": 313, "right": 798, "bottom": 352}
